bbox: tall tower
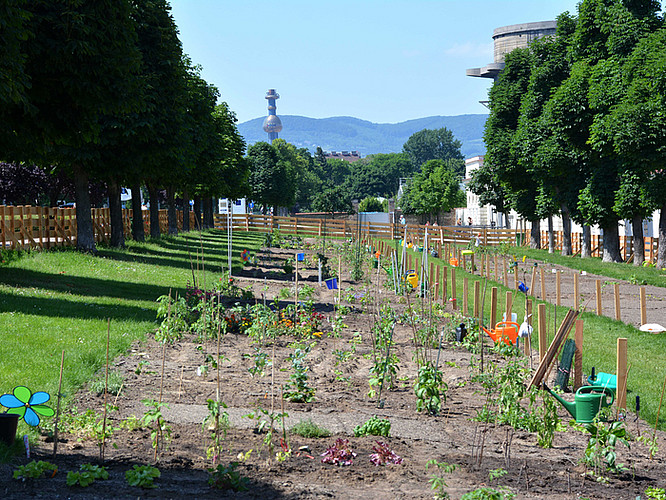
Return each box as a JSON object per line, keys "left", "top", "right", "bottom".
{"left": 262, "top": 89, "right": 283, "bottom": 142}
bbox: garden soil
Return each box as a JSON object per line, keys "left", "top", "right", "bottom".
{"left": 2, "top": 242, "right": 666, "bottom": 499}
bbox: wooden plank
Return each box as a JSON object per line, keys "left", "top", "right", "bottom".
{"left": 640, "top": 287, "right": 647, "bottom": 325}
{"left": 614, "top": 282, "right": 621, "bottom": 321}
{"left": 617, "top": 338, "right": 628, "bottom": 411}
{"left": 490, "top": 287, "right": 498, "bottom": 329}
{"left": 528, "top": 309, "right": 579, "bottom": 389}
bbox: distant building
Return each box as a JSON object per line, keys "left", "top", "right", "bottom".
{"left": 466, "top": 21, "right": 557, "bottom": 81}
{"left": 324, "top": 150, "right": 362, "bottom": 162}
{"left": 262, "top": 89, "right": 283, "bottom": 141}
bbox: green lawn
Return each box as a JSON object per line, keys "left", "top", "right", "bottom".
{"left": 0, "top": 229, "right": 264, "bottom": 420}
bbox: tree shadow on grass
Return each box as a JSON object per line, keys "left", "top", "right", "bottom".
{"left": 0, "top": 289, "right": 157, "bottom": 323}
{"left": 0, "top": 268, "right": 186, "bottom": 303}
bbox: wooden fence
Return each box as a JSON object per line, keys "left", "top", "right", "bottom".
{"left": 1, "top": 205, "right": 522, "bottom": 251}
{"left": 540, "top": 230, "right": 659, "bottom": 262}
{"left": 0, "top": 205, "right": 193, "bottom": 250}
{"left": 214, "top": 213, "right": 519, "bottom": 247}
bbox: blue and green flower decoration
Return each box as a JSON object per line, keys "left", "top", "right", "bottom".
{"left": 0, "top": 386, "right": 54, "bottom": 426}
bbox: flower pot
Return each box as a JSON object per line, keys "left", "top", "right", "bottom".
{"left": 0, "top": 413, "right": 19, "bottom": 445}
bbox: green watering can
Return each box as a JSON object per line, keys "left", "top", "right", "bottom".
{"left": 543, "top": 384, "right": 615, "bottom": 424}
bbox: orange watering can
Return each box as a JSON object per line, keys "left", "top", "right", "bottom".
{"left": 482, "top": 321, "right": 519, "bottom": 345}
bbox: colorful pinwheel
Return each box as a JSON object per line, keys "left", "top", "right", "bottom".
{"left": 241, "top": 249, "right": 250, "bottom": 262}
{"left": 0, "top": 386, "right": 54, "bottom": 426}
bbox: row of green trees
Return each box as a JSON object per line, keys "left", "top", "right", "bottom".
{"left": 470, "top": 0, "right": 666, "bottom": 267}
{"left": 243, "top": 126, "right": 466, "bottom": 218}
{"left": 1, "top": 1, "right": 246, "bottom": 251}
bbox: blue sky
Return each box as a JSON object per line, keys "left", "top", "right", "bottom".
{"left": 170, "top": 1, "right": 580, "bottom": 124}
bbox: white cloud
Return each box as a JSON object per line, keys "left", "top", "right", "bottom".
{"left": 443, "top": 42, "right": 493, "bottom": 58}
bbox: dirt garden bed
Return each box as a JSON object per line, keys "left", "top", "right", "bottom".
{"left": 2, "top": 239, "right": 666, "bottom": 499}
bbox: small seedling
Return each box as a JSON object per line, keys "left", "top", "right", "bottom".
{"left": 208, "top": 462, "right": 249, "bottom": 491}
{"left": 125, "top": 465, "right": 160, "bottom": 489}
{"left": 66, "top": 464, "right": 109, "bottom": 487}
{"left": 13, "top": 460, "right": 57, "bottom": 481}
{"left": 426, "top": 459, "right": 457, "bottom": 499}
{"left": 290, "top": 419, "right": 331, "bottom": 438}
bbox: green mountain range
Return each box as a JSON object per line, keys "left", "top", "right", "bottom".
{"left": 237, "top": 114, "right": 488, "bottom": 159}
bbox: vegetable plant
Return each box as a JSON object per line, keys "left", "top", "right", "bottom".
{"left": 208, "top": 462, "right": 249, "bottom": 491}
{"left": 321, "top": 438, "right": 356, "bottom": 466}
{"left": 290, "top": 419, "right": 331, "bottom": 438}
{"left": 414, "top": 362, "right": 447, "bottom": 415}
{"left": 354, "top": 416, "right": 391, "bottom": 437}
{"left": 283, "top": 344, "right": 315, "bottom": 403}
{"left": 426, "top": 459, "right": 456, "bottom": 499}
{"left": 125, "top": 464, "right": 160, "bottom": 489}
{"left": 66, "top": 464, "right": 109, "bottom": 487}
{"left": 369, "top": 441, "right": 403, "bottom": 466}
{"left": 13, "top": 460, "right": 57, "bottom": 481}
{"left": 140, "top": 399, "right": 172, "bottom": 459}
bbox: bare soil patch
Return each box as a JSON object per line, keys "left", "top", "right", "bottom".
{"left": 4, "top": 242, "right": 666, "bottom": 499}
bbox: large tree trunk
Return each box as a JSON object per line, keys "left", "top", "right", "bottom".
{"left": 561, "top": 206, "right": 572, "bottom": 256}
{"left": 182, "top": 188, "right": 190, "bottom": 232}
{"left": 166, "top": 186, "right": 178, "bottom": 236}
{"left": 530, "top": 218, "right": 541, "bottom": 249}
{"left": 107, "top": 178, "right": 124, "bottom": 248}
{"left": 72, "top": 164, "right": 96, "bottom": 252}
{"left": 193, "top": 196, "right": 202, "bottom": 230}
{"left": 147, "top": 183, "right": 161, "bottom": 239}
{"left": 581, "top": 225, "right": 591, "bottom": 258}
{"left": 131, "top": 180, "right": 145, "bottom": 242}
{"left": 632, "top": 215, "right": 645, "bottom": 266}
{"left": 602, "top": 222, "right": 623, "bottom": 263}
{"left": 548, "top": 216, "right": 555, "bottom": 253}
{"left": 658, "top": 202, "right": 666, "bottom": 269}
{"left": 202, "top": 197, "right": 213, "bottom": 229}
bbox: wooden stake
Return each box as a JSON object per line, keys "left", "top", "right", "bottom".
{"left": 442, "top": 266, "right": 448, "bottom": 303}
{"left": 614, "top": 282, "right": 621, "bottom": 321}
{"left": 595, "top": 280, "right": 602, "bottom": 315}
{"left": 463, "top": 277, "right": 469, "bottom": 316}
{"left": 490, "top": 287, "right": 498, "bottom": 329}
{"left": 295, "top": 255, "right": 299, "bottom": 309}
{"left": 574, "top": 320, "right": 583, "bottom": 390}
{"left": 556, "top": 271, "right": 561, "bottom": 307}
{"left": 435, "top": 265, "right": 440, "bottom": 301}
{"left": 505, "top": 291, "right": 513, "bottom": 323}
{"left": 474, "top": 280, "right": 480, "bottom": 317}
{"left": 480, "top": 253, "right": 484, "bottom": 277}
{"left": 540, "top": 268, "right": 546, "bottom": 301}
{"left": 538, "top": 303, "right": 547, "bottom": 362}
{"left": 503, "top": 258, "right": 508, "bottom": 287}
{"left": 338, "top": 255, "right": 342, "bottom": 306}
{"left": 53, "top": 350, "right": 65, "bottom": 458}
{"left": 573, "top": 272, "right": 580, "bottom": 310}
{"left": 514, "top": 267, "right": 519, "bottom": 291}
{"left": 530, "top": 266, "right": 537, "bottom": 297}
{"left": 617, "top": 337, "right": 628, "bottom": 412}
{"left": 494, "top": 255, "right": 498, "bottom": 282}
{"left": 640, "top": 287, "right": 647, "bottom": 325}
{"left": 102, "top": 318, "right": 110, "bottom": 462}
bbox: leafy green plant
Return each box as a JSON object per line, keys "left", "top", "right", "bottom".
{"left": 13, "top": 460, "right": 57, "bottom": 481}
{"left": 581, "top": 419, "right": 630, "bottom": 480}
{"left": 208, "top": 462, "right": 249, "bottom": 491}
{"left": 283, "top": 344, "right": 315, "bottom": 403}
{"left": 155, "top": 294, "right": 188, "bottom": 343}
{"left": 290, "top": 419, "right": 331, "bottom": 438}
{"left": 460, "top": 486, "right": 515, "bottom": 499}
{"left": 353, "top": 416, "right": 391, "bottom": 437}
{"left": 414, "top": 362, "right": 447, "bottom": 415}
{"left": 140, "top": 399, "right": 172, "bottom": 458}
{"left": 488, "top": 468, "right": 508, "bottom": 481}
{"left": 202, "top": 399, "right": 230, "bottom": 464}
{"left": 426, "top": 459, "right": 457, "bottom": 499}
{"left": 646, "top": 487, "right": 666, "bottom": 500}
{"left": 66, "top": 463, "right": 109, "bottom": 487}
{"left": 88, "top": 370, "right": 124, "bottom": 396}
{"left": 125, "top": 464, "right": 160, "bottom": 489}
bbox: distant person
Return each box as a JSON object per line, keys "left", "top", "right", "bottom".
{"left": 456, "top": 218, "right": 462, "bottom": 226}
{"left": 400, "top": 215, "right": 406, "bottom": 225}
{"left": 433, "top": 221, "right": 438, "bottom": 227}
{"left": 475, "top": 234, "right": 481, "bottom": 247}
{"left": 467, "top": 217, "right": 473, "bottom": 226}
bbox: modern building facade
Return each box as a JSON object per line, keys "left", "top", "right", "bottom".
{"left": 466, "top": 21, "right": 557, "bottom": 81}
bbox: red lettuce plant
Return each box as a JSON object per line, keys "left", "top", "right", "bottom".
{"left": 369, "top": 441, "right": 403, "bottom": 466}
{"left": 321, "top": 438, "right": 356, "bottom": 466}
